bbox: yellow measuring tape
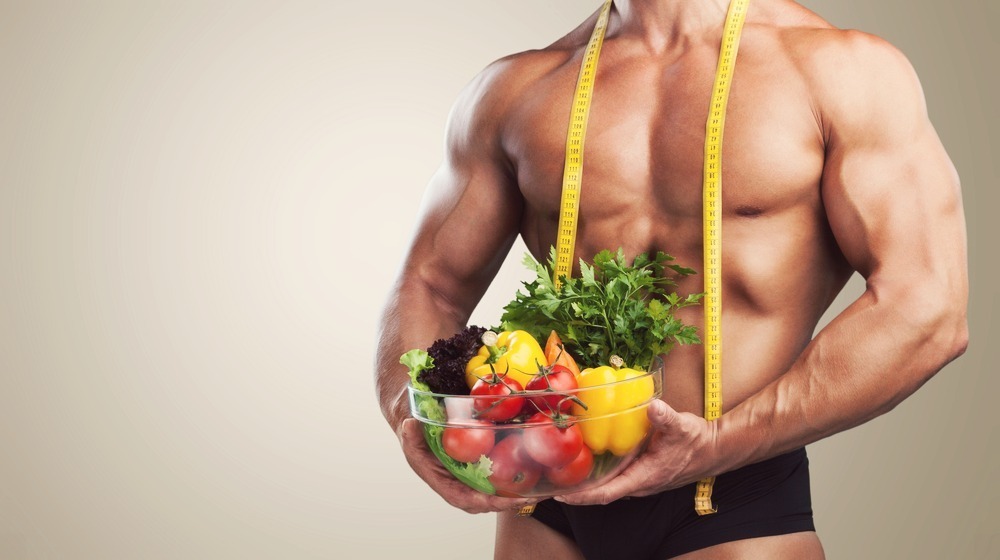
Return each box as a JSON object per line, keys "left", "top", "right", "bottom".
{"left": 553, "top": 0, "right": 615, "bottom": 287}
{"left": 694, "top": 0, "right": 749, "bottom": 516}
{"left": 519, "top": 0, "right": 748, "bottom": 518}
{"left": 517, "top": 0, "right": 614, "bottom": 518}
{"left": 517, "top": 1, "right": 613, "bottom": 517}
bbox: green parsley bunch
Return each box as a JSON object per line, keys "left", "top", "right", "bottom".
{"left": 501, "top": 248, "right": 704, "bottom": 370}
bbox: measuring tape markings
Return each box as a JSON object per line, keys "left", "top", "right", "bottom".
{"left": 518, "top": 0, "right": 614, "bottom": 518}
{"left": 553, "top": 0, "right": 614, "bottom": 288}
{"left": 520, "top": 0, "right": 748, "bottom": 517}
{"left": 695, "top": 0, "right": 749, "bottom": 516}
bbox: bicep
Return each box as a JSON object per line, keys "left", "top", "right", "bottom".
{"left": 401, "top": 72, "right": 523, "bottom": 319}
{"left": 407, "top": 154, "right": 522, "bottom": 313}
{"left": 819, "top": 34, "right": 965, "bottom": 298}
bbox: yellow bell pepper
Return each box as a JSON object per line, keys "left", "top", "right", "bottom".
{"left": 572, "top": 363, "right": 655, "bottom": 456}
{"left": 465, "top": 330, "right": 547, "bottom": 390}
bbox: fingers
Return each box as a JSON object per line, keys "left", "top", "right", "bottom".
{"left": 461, "top": 493, "right": 538, "bottom": 515}
{"left": 554, "top": 461, "right": 644, "bottom": 506}
{"left": 398, "top": 417, "right": 424, "bottom": 449}
{"left": 646, "top": 398, "right": 677, "bottom": 429}
{"left": 395, "top": 399, "right": 696, "bottom": 513}
{"left": 553, "top": 402, "right": 686, "bottom": 506}
{"left": 398, "top": 418, "right": 537, "bottom": 514}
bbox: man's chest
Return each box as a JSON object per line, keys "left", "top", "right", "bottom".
{"left": 503, "top": 40, "right": 827, "bottom": 227}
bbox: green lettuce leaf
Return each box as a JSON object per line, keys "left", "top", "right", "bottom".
{"left": 400, "top": 349, "right": 433, "bottom": 391}
{"left": 401, "top": 348, "right": 495, "bottom": 494}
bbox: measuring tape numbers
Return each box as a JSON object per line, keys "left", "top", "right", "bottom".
{"left": 553, "top": 0, "right": 615, "bottom": 288}
{"left": 519, "top": 0, "right": 748, "bottom": 518}
{"left": 517, "top": 0, "right": 614, "bottom": 518}
{"left": 694, "top": 0, "right": 748, "bottom": 516}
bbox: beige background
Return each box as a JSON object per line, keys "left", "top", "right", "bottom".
{"left": 0, "top": 0, "right": 995, "bottom": 558}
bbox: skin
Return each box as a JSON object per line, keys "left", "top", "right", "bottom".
{"left": 375, "top": 0, "right": 969, "bottom": 557}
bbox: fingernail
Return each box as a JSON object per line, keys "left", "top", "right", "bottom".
{"left": 650, "top": 399, "right": 667, "bottom": 418}
{"left": 553, "top": 496, "right": 565, "bottom": 502}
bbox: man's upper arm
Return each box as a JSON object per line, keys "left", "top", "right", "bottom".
{"left": 401, "top": 59, "right": 524, "bottom": 322}
{"left": 816, "top": 31, "right": 966, "bottom": 310}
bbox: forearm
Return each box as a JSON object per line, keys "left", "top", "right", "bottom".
{"left": 375, "top": 274, "right": 469, "bottom": 432}
{"left": 711, "top": 22, "right": 972, "bottom": 474}
{"left": 714, "top": 283, "right": 968, "bottom": 472}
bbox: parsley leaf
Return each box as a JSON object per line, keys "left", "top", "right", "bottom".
{"left": 501, "top": 248, "right": 704, "bottom": 370}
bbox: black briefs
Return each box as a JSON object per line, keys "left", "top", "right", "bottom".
{"left": 530, "top": 447, "right": 816, "bottom": 559}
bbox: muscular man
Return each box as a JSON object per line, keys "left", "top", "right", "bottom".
{"left": 375, "top": 0, "right": 968, "bottom": 558}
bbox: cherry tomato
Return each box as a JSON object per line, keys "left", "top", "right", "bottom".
{"left": 522, "top": 412, "right": 584, "bottom": 468}
{"left": 487, "top": 434, "right": 542, "bottom": 497}
{"left": 545, "top": 445, "right": 594, "bottom": 488}
{"left": 525, "top": 364, "right": 579, "bottom": 414}
{"left": 471, "top": 374, "right": 524, "bottom": 422}
{"left": 441, "top": 421, "right": 496, "bottom": 463}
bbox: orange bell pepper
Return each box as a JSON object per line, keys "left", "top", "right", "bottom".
{"left": 543, "top": 330, "right": 581, "bottom": 377}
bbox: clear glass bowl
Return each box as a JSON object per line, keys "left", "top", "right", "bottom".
{"left": 408, "top": 359, "right": 663, "bottom": 498}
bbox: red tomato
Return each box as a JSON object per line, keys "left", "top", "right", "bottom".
{"left": 525, "top": 364, "right": 579, "bottom": 414}
{"left": 471, "top": 374, "right": 524, "bottom": 422}
{"left": 545, "top": 445, "right": 594, "bottom": 487}
{"left": 487, "top": 434, "right": 542, "bottom": 497}
{"left": 441, "top": 422, "right": 496, "bottom": 463}
{"left": 522, "top": 412, "right": 584, "bottom": 468}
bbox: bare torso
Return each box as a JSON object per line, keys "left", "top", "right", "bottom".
{"left": 494, "top": 1, "right": 852, "bottom": 416}
{"left": 379, "top": 0, "right": 966, "bottom": 556}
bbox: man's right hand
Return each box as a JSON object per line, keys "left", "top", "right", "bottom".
{"left": 376, "top": 55, "right": 532, "bottom": 515}
{"left": 397, "top": 417, "right": 538, "bottom": 514}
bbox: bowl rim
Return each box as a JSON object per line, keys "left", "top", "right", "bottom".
{"left": 408, "top": 363, "right": 663, "bottom": 400}
{"left": 411, "top": 393, "right": 664, "bottom": 427}
{"left": 408, "top": 365, "right": 664, "bottom": 427}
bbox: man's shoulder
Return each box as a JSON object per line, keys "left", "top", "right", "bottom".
{"left": 759, "top": 1, "right": 907, "bottom": 67}
{"left": 444, "top": 45, "right": 579, "bottom": 141}
{"left": 440, "top": 42, "right": 582, "bottom": 159}
{"left": 469, "top": 33, "right": 587, "bottom": 97}
{"left": 782, "top": 25, "right": 912, "bottom": 78}
{"left": 743, "top": 0, "right": 911, "bottom": 87}
{"left": 478, "top": 47, "right": 574, "bottom": 92}
{"left": 778, "top": 25, "right": 922, "bottom": 136}
{"left": 448, "top": 9, "right": 599, "bottom": 123}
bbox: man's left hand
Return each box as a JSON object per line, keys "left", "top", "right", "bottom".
{"left": 554, "top": 399, "right": 719, "bottom": 505}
